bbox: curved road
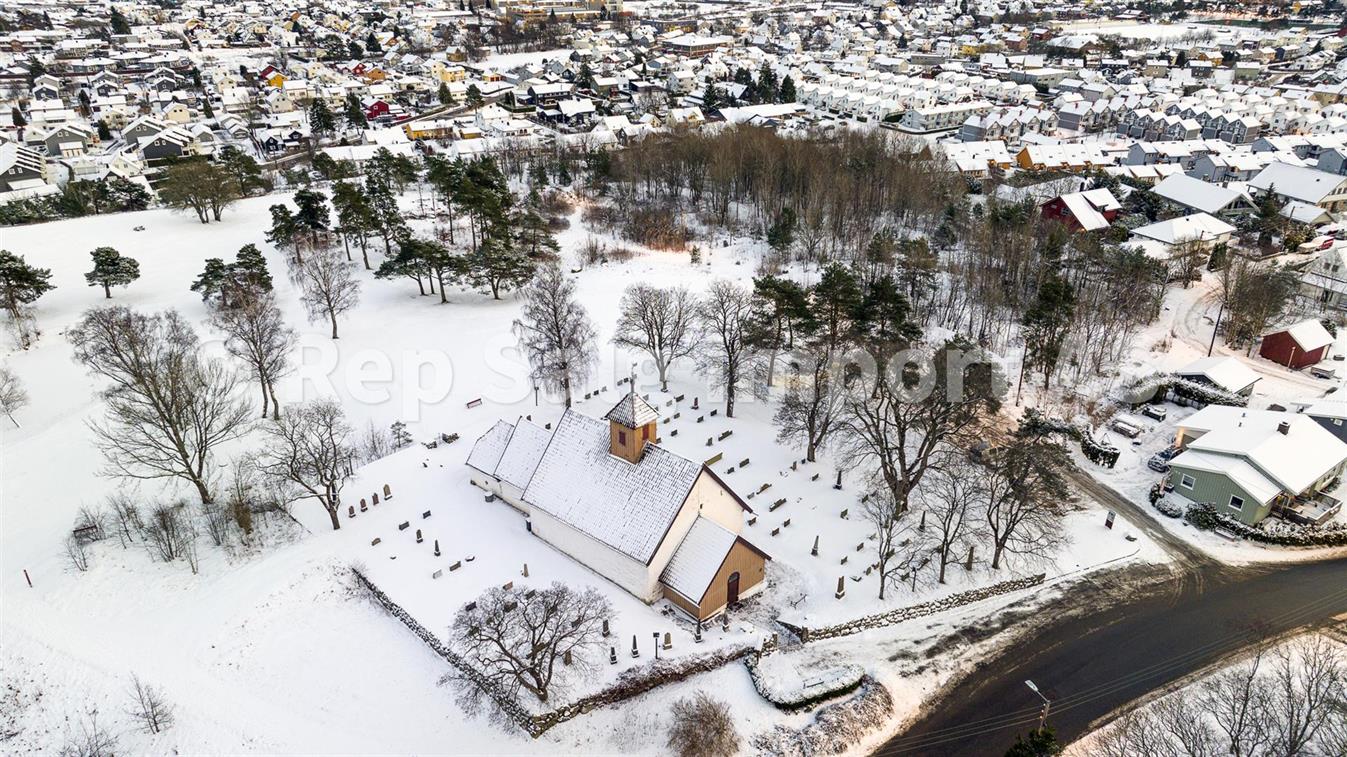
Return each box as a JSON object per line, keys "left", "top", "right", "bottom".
{"left": 878, "top": 474, "right": 1347, "bottom": 756}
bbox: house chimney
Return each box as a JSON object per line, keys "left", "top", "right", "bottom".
{"left": 1277, "top": 421, "right": 1290, "bottom": 435}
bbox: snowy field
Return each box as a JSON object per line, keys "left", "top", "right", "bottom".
{"left": 1051, "top": 20, "right": 1242, "bottom": 40}
{"left": 2, "top": 188, "right": 1165, "bottom": 752}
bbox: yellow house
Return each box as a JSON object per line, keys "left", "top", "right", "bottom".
{"left": 265, "top": 71, "right": 286, "bottom": 88}
{"left": 430, "top": 62, "right": 467, "bottom": 83}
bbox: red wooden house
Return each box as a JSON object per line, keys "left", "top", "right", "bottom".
{"left": 1259, "top": 320, "right": 1334, "bottom": 369}
{"left": 363, "top": 99, "right": 391, "bottom": 120}
{"left": 1040, "top": 188, "right": 1122, "bottom": 232}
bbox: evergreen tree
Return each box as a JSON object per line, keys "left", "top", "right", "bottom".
{"left": 0, "top": 250, "right": 55, "bottom": 321}
{"left": 343, "top": 92, "right": 368, "bottom": 129}
{"left": 10, "top": 107, "right": 25, "bottom": 131}
{"left": 84, "top": 246, "right": 140, "bottom": 298}
{"left": 756, "top": 62, "right": 779, "bottom": 103}
{"left": 219, "top": 146, "right": 267, "bottom": 197}
{"left": 766, "top": 208, "right": 796, "bottom": 255}
{"left": 96, "top": 119, "right": 112, "bottom": 141}
{"left": 1004, "top": 727, "right": 1061, "bottom": 757}
{"left": 348, "top": 40, "right": 364, "bottom": 60}
{"left": 390, "top": 420, "right": 412, "bottom": 449}
{"left": 465, "top": 83, "right": 484, "bottom": 108}
{"left": 110, "top": 6, "right": 131, "bottom": 34}
{"left": 576, "top": 62, "right": 596, "bottom": 91}
{"left": 365, "top": 31, "right": 383, "bottom": 55}
{"left": 293, "top": 188, "right": 331, "bottom": 242}
{"left": 309, "top": 98, "right": 336, "bottom": 136}
{"left": 779, "top": 75, "right": 797, "bottom": 103}
{"left": 466, "top": 226, "right": 535, "bottom": 299}
{"left": 808, "top": 263, "right": 863, "bottom": 351}
{"left": 437, "top": 81, "right": 455, "bottom": 105}
{"left": 702, "top": 83, "right": 723, "bottom": 111}
{"left": 1022, "top": 272, "right": 1075, "bottom": 391}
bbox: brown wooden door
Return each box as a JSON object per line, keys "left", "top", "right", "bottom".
{"left": 726, "top": 572, "right": 740, "bottom": 605}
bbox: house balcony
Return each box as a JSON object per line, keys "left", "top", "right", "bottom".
{"left": 1273, "top": 491, "right": 1342, "bottom": 526}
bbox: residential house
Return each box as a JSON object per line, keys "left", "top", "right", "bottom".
{"left": 1168, "top": 406, "right": 1347, "bottom": 526}
{"left": 1040, "top": 188, "right": 1122, "bottom": 232}
{"left": 1174, "top": 356, "right": 1261, "bottom": 397}
{"left": 1248, "top": 162, "right": 1347, "bottom": 214}
{"left": 1151, "top": 173, "right": 1257, "bottom": 218}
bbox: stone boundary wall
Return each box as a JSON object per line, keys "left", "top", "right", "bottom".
{"left": 352, "top": 568, "right": 757, "bottom": 737}
{"left": 778, "top": 573, "right": 1047, "bottom": 643}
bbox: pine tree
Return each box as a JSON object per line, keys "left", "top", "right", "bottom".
{"left": 293, "top": 188, "right": 330, "bottom": 242}
{"left": 390, "top": 420, "right": 412, "bottom": 449}
{"left": 466, "top": 83, "right": 484, "bottom": 108}
{"left": 702, "top": 83, "right": 723, "bottom": 111}
{"left": 110, "top": 6, "right": 131, "bottom": 34}
{"left": 0, "top": 250, "right": 56, "bottom": 321}
{"left": 438, "top": 81, "right": 455, "bottom": 105}
{"left": 466, "top": 226, "right": 536, "bottom": 300}
{"left": 343, "top": 92, "right": 368, "bottom": 129}
{"left": 365, "top": 32, "right": 382, "bottom": 55}
{"left": 1022, "top": 272, "right": 1075, "bottom": 391}
{"left": 779, "top": 75, "right": 797, "bottom": 103}
{"left": 84, "top": 246, "right": 140, "bottom": 298}
{"left": 309, "top": 98, "right": 336, "bottom": 136}
{"left": 576, "top": 62, "right": 596, "bottom": 91}
{"left": 191, "top": 257, "right": 231, "bottom": 306}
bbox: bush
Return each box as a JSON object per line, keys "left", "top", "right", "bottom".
{"left": 621, "top": 205, "right": 693, "bottom": 251}
{"left": 667, "top": 691, "right": 738, "bottom": 757}
{"left": 1154, "top": 497, "right": 1184, "bottom": 518}
{"left": 1185, "top": 502, "right": 1347, "bottom": 547}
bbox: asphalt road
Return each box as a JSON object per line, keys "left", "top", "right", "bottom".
{"left": 877, "top": 473, "right": 1347, "bottom": 756}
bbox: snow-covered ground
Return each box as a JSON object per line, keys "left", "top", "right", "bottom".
{"left": 1, "top": 190, "right": 1166, "bottom": 752}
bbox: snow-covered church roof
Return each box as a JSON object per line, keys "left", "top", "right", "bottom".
{"left": 660, "top": 516, "right": 737, "bottom": 603}
{"left": 603, "top": 390, "right": 661, "bottom": 427}
{"left": 522, "top": 409, "right": 702, "bottom": 564}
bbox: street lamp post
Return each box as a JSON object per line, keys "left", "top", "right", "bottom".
{"left": 1025, "top": 679, "right": 1051, "bottom": 730}
{"left": 652, "top": 632, "right": 660, "bottom": 660}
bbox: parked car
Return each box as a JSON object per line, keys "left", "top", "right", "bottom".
{"left": 1111, "top": 418, "right": 1143, "bottom": 438}
{"left": 1141, "top": 405, "right": 1168, "bottom": 421}
{"left": 1147, "top": 445, "right": 1180, "bottom": 472}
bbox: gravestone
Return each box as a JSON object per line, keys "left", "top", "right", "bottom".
{"left": 811, "top": 535, "right": 819, "bottom": 557}
{"left": 434, "top": 539, "right": 441, "bottom": 557}
{"left": 360, "top": 498, "right": 368, "bottom": 511}
{"left": 662, "top": 632, "right": 672, "bottom": 650}
{"left": 609, "top": 647, "right": 618, "bottom": 665}
{"left": 371, "top": 538, "right": 381, "bottom": 546}
{"left": 834, "top": 470, "right": 843, "bottom": 490}
{"left": 383, "top": 484, "right": 393, "bottom": 499}
{"left": 782, "top": 518, "right": 791, "bottom": 527}
{"left": 631, "top": 636, "right": 640, "bottom": 658}
{"left": 502, "top": 581, "right": 513, "bottom": 591}
{"left": 694, "top": 621, "right": 703, "bottom": 643}
{"left": 839, "top": 508, "right": 848, "bottom": 519}
{"left": 770, "top": 528, "right": 779, "bottom": 537}
{"left": 602, "top": 619, "right": 610, "bottom": 637}
{"left": 449, "top": 560, "right": 461, "bottom": 571}
{"left": 422, "top": 510, "right": 432, "bottom": 519}
{"left": 398, "top": 521, "right": 410, "bottom": 531}
{"left": 563, "top": 650, "right": 573, "bottom": 666}
{"left": 348, "top": 505, "right": 356, "bottom": 518}
{"left": 432, "top": 569, "right": 443, "bottom": 579}
{"left": 835, "top": 576, "right": 846, "bottom": 599}
{"left": 415, "top": 529, "right": 423, "bottom": 543}
{"left": 522, "top": 563, "right": 529, "bottom": 578}
{"left": 721, "top": 612, "right": 729, "bottom": 631}
{"left": 856, "top": 542, "right": 865, "bottom": 552}
{"left": 373, "top": 493, "right": 380, "bottom": 506}
{"left": 840, "top": 556, "right": 848, "bottom": 566}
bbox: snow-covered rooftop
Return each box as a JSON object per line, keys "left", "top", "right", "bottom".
{"left": 493, "top": 418, "right": 551, "bottom": 490}
{"left": 603, "top": 390, "right": 661, "bottom": 428}
{"left": 1175, "top": 356, "right": 1261, "bottom": 394}
{"left": 660, "top": 516, "right": 737, "bottom": 603}
{"left": 522, "top": 410, "right": 702, "bottom": 564}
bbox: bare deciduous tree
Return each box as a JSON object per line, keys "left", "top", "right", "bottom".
{"left": 141, "top": 503, "right": 192, "bottom": 563}
{"left": 919, "top": 457, "right": 982, "bottom": 584}
{"left": 127, "top": 674, "right": 174, "bottom": 734}
{"left": 292, "top": 246, "right": 360, "bottom": 339}
{"left": 0, "top": 365, "right": 28, "bottom": 428}
{"left": 863, "top": 485, "right": 932, "bottom": 600}
{"left": 774, "top": 349, "right": 844, "bottom": 462}
{"left": 513, "top": 264, "right": 597, "bottom": 407}
{"left": 979, "top": 438, "right": 1072, "bottom": 570}
{"left": 107, "top": 493, "right": 142, "bottom": 549}
{"left": 667, "top": 691, "right": 740, "bottom": 757}
{"left": 695, "top": 280, "right": 761, "bottom": 418}
{"left": 68, "top": 307, "right": 251, "bottom": 504}
{"left": 1092, "top": 634, "right": 1346, "bottom": 757}
{"left": 613, "top": 285, "right": 697, "bottom": 391}
{"left": 211, "top": 293, "right": 296, "bottom": 420}
{"left": 839, "top": 339, "right": 999, "bottom": 521}
{"left": 58, "top": 707, "right": 118, "bottom": 757}
{"left": 257, "top": 399, "right": 353, "bottom": 530}
{"left": 65, "top": 533, "right": 91, "bottom": 572}
{"left": 446, "top": 582, "right": 612, "bottom": 707}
